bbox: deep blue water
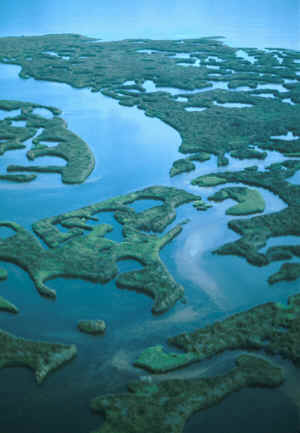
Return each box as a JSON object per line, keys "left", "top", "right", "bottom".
{"left": 1, "top": 3, "right": 300, "bottom": 432}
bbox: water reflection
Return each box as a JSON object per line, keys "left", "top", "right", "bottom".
{"left": 0, "top": 65, "right": 182, "bottom": 197}
{"left": 174, "top": 221, "right": 234, "bottom": 311}
{"left": 0, "top": 23, "right": 300, "bottom": 432}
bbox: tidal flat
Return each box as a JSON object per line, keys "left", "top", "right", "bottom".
{"left": 0, "top": 33, "right": 300, "bottom": 433}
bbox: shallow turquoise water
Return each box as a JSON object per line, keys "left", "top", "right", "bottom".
{"left": 1, "top": 24, "right": 300, "bottom": 433}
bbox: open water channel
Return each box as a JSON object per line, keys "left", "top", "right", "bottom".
{"left": 0, "top": 47, "right": 300, "bottom": 432}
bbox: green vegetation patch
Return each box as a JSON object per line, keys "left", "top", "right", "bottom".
{"left": 0, "top": 35, "right": 299, "bottom": 172}
{"left": 0, "top": 328, "right": 77, "bottom": 383}
{"left": 191, "top": 174, "right": 227, "bottom": 187}
{"left": 193, "top": 199, "right": 212, "bottom": 211}
{"left": 208, "top": 186, "right": 265, "bottom": 215}
{"left": 169, "top": 152, "right": 211, "bottom": 177}
{"left": 0, "top": 186, "right": 199, "bottom": 314}
{"left": 0, "top": 173, "right": 37, "bottom": 182}
{"left": 0, "top": 100, "right": 94, "bottom": 183}
{"left": 191, "top": 161, "right": 300, "bottom": 282}
{"left": 231, "top": 147, "right": 267, "bottom": 160}
{"left": 169, "top": 158, "right": 195, "bottom": 177}
{"left": 136, "top": 293, "right": 300, "bottom": 373}
{"left": 269, "top": 262, "right": 300, "bottom": 285}
{"left": 0, "top": 296, "right": 18, "bottom": 313}
{"left": 134, "top": 345, "right": 196, "bottom": 372}
{"left": 0, "top": 268, "right": 7, "bottom": 280}
{"left": 0, "top": 268, "right": 17, "bottom": 313}
{"left": 188, "top": 151, "right": 211, "bottom": 162}
{"left": 90, "top": 354, "right": 283, "bottom": 433}
{"left": 78, "top": 319, "right": 106, "bottom": 335}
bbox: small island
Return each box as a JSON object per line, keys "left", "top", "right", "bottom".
{"left": 78, "top": 319, "right": 106, "bottom": 335}
{"left": 208, "top": 186, "right": 265, "bottom": 215}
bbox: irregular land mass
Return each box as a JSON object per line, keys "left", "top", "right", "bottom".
{"left": 0, "top": 99, "right": 94, "bottom": 183}
{"left": 0, "top": 267, "right": 17, "bottom": 312}
{"left": 135, "top": 293, "right": 300, "bottom": 373}
{"left": 192, "top": 161, "right": 300, "bottom": 282}
{"left": 0, "top": 295, "right": 18, "bottom": 313}
{"left": 1, "top": 34, "right": 300, "bottom": 432}
{"left": 169, "top": 152, "right": 210, "bottom": 177}
{"left": 208, "top": 186, "right": 265, "bottom": 215}
{"left": 91, "top": 354, "right": 284, "bottom": 433}
{"left": 0, "top": 186, "right": 199, "bottom": 314}
{"left": 1, "top": 35, "right": 300, "bottom": 277}
{"left": 0, "top": 34, "right": 299, "bottom": 168}
{"left": 0, "top": 328, "right": 77, "bottom": 384}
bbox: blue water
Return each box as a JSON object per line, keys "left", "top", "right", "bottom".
{"left": 1, "top": 3, "right": 300, "bottom": 431}
{"left": 1, "top": 0, "right": 299, "bottom": 50}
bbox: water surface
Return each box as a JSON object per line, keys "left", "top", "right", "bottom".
{"left": 1, "top": 10, "right": 300, "bottom": 431}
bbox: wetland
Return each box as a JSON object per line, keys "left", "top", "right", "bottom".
{"left": 0, "top": 31, "right": 300, "bottom": 433}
